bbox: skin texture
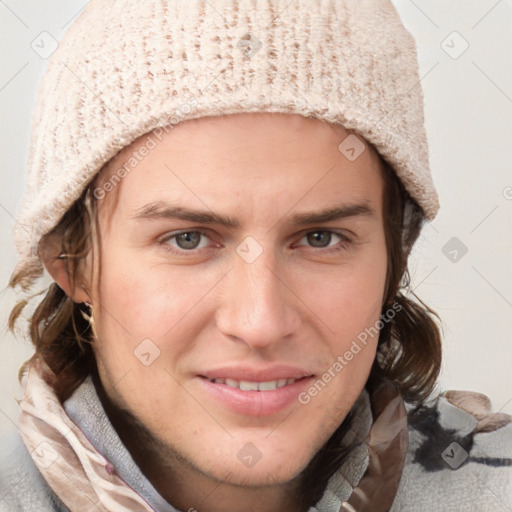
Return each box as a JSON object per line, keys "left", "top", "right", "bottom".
{"left": 45, "top": 113, "right": 388, "bottom": 512}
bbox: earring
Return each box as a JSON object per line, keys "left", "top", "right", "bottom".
{"left": 81, "top": 301, "right": 95, "bottom": 328}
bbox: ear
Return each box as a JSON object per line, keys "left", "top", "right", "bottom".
{"left": 39, "top": 230, "right": 91, "bottom": 304}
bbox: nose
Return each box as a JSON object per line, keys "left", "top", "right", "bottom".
{"left": 215, "top": 245, "right": 300, "bottom": 351}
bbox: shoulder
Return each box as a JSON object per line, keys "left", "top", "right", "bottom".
{"left": 391, "top": 389, "right": 512, "bottom": 512}
{"left": 0, "top": 429, "right": 69, "bottom": 511}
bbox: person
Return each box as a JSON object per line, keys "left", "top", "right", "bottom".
{"left": 1, "top": 1, "right": 511, "bottom": 511}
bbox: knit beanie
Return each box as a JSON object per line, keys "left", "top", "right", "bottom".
{"left": 12, "top": 0, "right": 440, "bottom": 291}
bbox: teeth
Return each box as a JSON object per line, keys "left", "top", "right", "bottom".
{"left": 259, "top": 381, "right": 278, "bottom": 391}
{"left": 211, "top": 378, "right": 298, "bottom": 391}
{"left": 239, "top": 380, "right": 259, "bottom": 391}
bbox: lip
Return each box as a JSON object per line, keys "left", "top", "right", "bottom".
{"left": 196, "top": 366, "right": 314, "bottom": 417}
{"left": 199, "top": 365, "right": 313, "bottom": 382}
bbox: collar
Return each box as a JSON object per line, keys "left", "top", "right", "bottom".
{"left": 18, "top": 361, "right": 407, "bottom": 512}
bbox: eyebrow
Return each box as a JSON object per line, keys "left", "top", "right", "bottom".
{"left": 131, "top": 201, "right": 376, "bottom": 228}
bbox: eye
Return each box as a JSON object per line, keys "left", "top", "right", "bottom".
{"left": 158, "top": 229, "right": 352, "bottom": 255}
{"left": 297, "top": 230, "right": 352, "bottom": 251}
{"left": 159, "top": 230, "right": 213, "bottom": 253}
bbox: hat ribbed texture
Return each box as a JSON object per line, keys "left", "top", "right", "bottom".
{"left": 13, "top": 0, "right": 439, "bottom": 290}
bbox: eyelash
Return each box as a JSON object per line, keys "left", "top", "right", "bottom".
{"left": 158, "top": 229, "right": 353, "bottom": 255}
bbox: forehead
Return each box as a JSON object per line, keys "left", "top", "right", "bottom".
{"left": 94, "top": 113, "right": 385, "bottom": 224}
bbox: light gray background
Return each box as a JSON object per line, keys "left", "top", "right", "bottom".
{"left": 1, "top": 0, "right": 511, "bottom": 442}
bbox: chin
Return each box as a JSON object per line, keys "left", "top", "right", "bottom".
{"left": 208, "top": 460, "right": 305, "bottom": 488}
{"left": 195, "top": 440, "right": 314, "bottom": 488}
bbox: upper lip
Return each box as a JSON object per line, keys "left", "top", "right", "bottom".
{"left": 199, "top": 365, "right": 314, "bottom": 382}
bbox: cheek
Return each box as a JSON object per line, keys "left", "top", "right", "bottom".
{"left": 93, "top": 245, "right": 225, "bottom": 375}
{"left": 303, "top": 249, "right": 387, "bottom": 335}
{"left": 294, "top": 245, "right": 387, "bottom": 404}
{"left": 296, "top": 262, "right": 386, "bottom": 429}
{"left": 91, "top": 252, "right": 200, "bottom": 411}
{"left": 97, "top": 246, "right": 198, "bottom": 332}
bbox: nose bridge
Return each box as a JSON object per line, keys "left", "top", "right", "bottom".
{"left": 216, "top": 243, "right": 298, "bottom": 348}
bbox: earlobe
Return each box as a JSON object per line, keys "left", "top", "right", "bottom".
{"left": 46, "top": 257, "right": 90, "bottom": 304}
{"left": 39, "top": 231, "right": 91, "bottom": 304}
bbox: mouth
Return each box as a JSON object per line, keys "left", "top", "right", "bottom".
{"left": 196, "top": 373, "right": 314, "bottom": 417}
{"left": 202, "top": 377, "right": 302, "bottom": 391}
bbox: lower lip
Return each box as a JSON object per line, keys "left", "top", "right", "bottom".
{"left": 197, "top": 376, "right": 314, "bottom": 417}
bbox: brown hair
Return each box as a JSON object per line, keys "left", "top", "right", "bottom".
{"left": 8, "top": 147, "right": 442, "bottom": 509}
{"left": 9, "top": 189, "right": 98, "bottom": 399}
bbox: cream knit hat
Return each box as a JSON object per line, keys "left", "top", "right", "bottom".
{"left": 13, "top": 0, "right": 439, "bottom": 290}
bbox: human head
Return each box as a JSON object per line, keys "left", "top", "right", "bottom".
{"left": 8, "top": 0, "right": 442, "bottom": 508}
{"left": 12, "top": 112, "right": 439, "bottom": 509}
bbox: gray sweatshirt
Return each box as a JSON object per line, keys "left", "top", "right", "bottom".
{"left": 0, "top": 374, "right": 511, "bottom": 511}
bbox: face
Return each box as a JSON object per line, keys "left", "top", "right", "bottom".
{"left": 86, "top": 113, "right": 387, "bottom": 497}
